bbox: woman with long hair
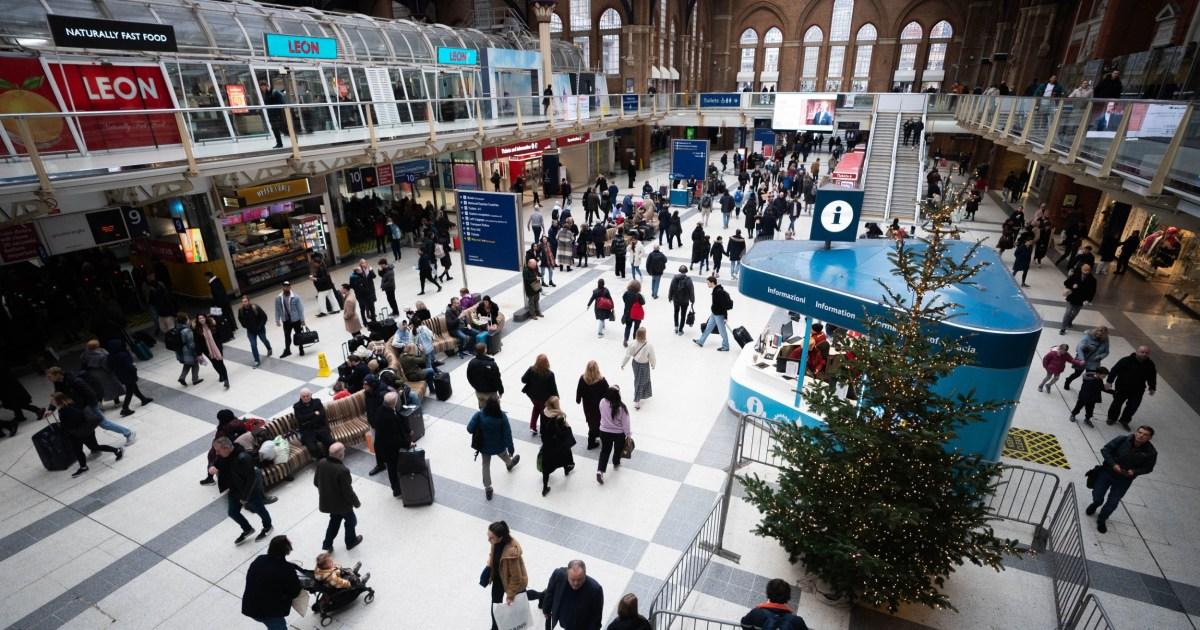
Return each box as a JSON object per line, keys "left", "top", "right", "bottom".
{"left": 596, "top": 386, "right": 631, "bottom": 485}
{"left": 538, "top": 396, "right": 575, "bottom": 496}
{"left": 575, "top": 360, "right": 609, "bottom": 450}
{"left": 621, "top": 327, "right": 656, "bottom": 409}
{"left": 520, "top": 354, "right": 559, "bottom": 436}
{"left": 195, "top": 314, "right": 230, "bottom": 389}
{"left": 606, "top": 593, "right": 652, "bottom": 630}
{"left": 484, "top": 520, "right": 528, "bottom": 630}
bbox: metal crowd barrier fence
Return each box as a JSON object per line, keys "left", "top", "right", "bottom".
{"left": 985, "top": 464, "right": 1061, "bottom": 551}
{"left": 1049, "top": 483, "right": 1091, "bottom": 629}
{"left": 650, "top": 611, "right": 747, "bottom": 630}
{"left": 647, "top": 479, "right": 733, "bottom": 621}
{"left": 1070, "top": 593, "right": 1117, "bottom": 630}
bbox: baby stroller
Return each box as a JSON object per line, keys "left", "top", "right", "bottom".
{"left": 296, "top": 565, "right": 375, "bottom": 626}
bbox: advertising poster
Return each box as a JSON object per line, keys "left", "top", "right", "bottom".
{"left": 453, "top": 164, "right": 479, "bottom": 190}
{"left": 456, "top": 191, "right": 521, "bottom": 272}
{"left": 771, "top": 93, "right": 836, "bottom": 131}
{"left": 1126, "top": 103, "right": 1187, "bottom": 139}
{"left": 225, "top": 84, "right": 248, "bottom": 114}
{"left": 50, "top": 62, "right": 180, "bottom": 150}
{"left": 1086, "top": 101, "right": 1126, "bottom": 138}
{"left": 0, "top": 57, "right": 78, "bottom": 156}
{"left": 0, "top": 223, "right": 41, "bottom": 263}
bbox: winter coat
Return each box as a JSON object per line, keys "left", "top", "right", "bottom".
{"left": 314, "top": 456, "right": 360, "bottom": 514}
{"left": 80, "top": 347, "right": 124, "bottom": 400}
{"left": 575, "top": 376, "right": 609, "bottom": 429}
{"left": 241, "top": 554, "right": 302, "bottom": 620}
{"left": 1107, "top": 354, "right": 1157, "bottom": 394}
{"left": 1074, "top": 333, "right": 1110, "bottom": 369}
{"left": 342, "top": 294, "right": 363, "bottom": 335}
{"left": 727, "top": 236, "right": 747, "bottom": 260}
{"left": 467, "top": 354, "right": 504, "bottom": 394}
{"left": 587, "top": 287, "right": 614, "bottom": 320}
{"left": 646, "top": 250, "right": 668, "bottom": 276}
{"left": 487, "top": 537, "right": 529, "bottom": 602}
{"left": 668, "top": 273, "right": 695, "bottom": 305}
{"left": 521, "top": 368, "right": 559, "bottom": 401}
{"left": 104, "top": 340, "right": 139, "bottom": 386}
{"left": 466, "top": 410, "right": 514, "bottom": 455}
{"left": 349, "top": 268, "right": 376, "bottom": 301}
{"left": 622, "top": 290, "right": 646, "bottom": 323}
{"left": 1041, "top": 349, "right": 1077, "bottom": 375}
{"left": 538, "top": 412, "right": 575, "bottom": 474}
{"left": 1063, "top": 271, "right": 1096, "bottom": 305}
{"left": 711, "top": 242, "right": 725, "bottom": 263}
{"left": 174, "top": 324, "right": 197, "bottom": 365}
{"left": 1013, "top": 242, "right": 1033, "bottom": 271}
{"left": 237, "top": 304, "right": 269, "bottom": 334}
{"left": 378, "top": 263, "right": 396, "bottom": 292}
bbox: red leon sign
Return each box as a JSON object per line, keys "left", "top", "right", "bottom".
{"left": 50, "top": 62, "right": 180, "bottom": 151}
{"left": 481, "top": 137, "right": 552, "bottom": 160}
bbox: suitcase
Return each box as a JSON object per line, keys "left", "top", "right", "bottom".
{"left": 486, "top": 331, "right": 502, "bottom": 355}
{"left": 131, "top": 340, "right": 153, "bottom": 361}
{"left": 133, "top": 330, "right": 157, "bottom": 348}
{"left": 733, "top": 326, "right": 754, "bottom": 348}
{"left": 33, "top": 422, "right": 75, "bottom": 471}
{"left": 397, "top": 452, "right": 435, "bottom": 507}
{"left": 433, "top": 372, "right": 452, "bottom": 401}
{"left": 367, "top": 318, "right": 398, "bottom": 342}
{"left": 400, "top": 404, "right": 425, "bottom": 442}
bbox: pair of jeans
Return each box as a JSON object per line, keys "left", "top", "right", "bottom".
{"left": 322, "top": 509, "right": 358, "bottom": 550}
{"left": 596, "top": 318, "right": 607, "bottom": 335}
{"left": 452, "top": 329, "right": 471, "bottom": 354}
{"left": 247, "top": 329, "right": 273, "bottom": 364}
{"left": 94, "top": 406, "right": 131, "bottom": 438}
{"left": 1090, "top": 468, "right": 1133, "bottom": 521}
{"left": 540, "top": 263, "right": 555, "bottom": 286}
{"left": 730, "top": 260, "right": 741, "bottom": 277}
{"left": 480, "top": 451, "right": 514, "bottom": 490}
{"left": 226, "top": 479, "right": 271, "bottom": 532}
{"left": 597, "top": 431, "right": 625, "bottom": 473}
{"left": 650, "top": 275, "right": 662, "bottom": 298}
{"left": 630, "top": 265, "right": 642, "bottom": 281}
{"left": 391, "top": 238, "right": 403, "bottom": 261}
{"left": 697, "top": 314, "right": 730, "bottom": 349}
{"left": 722, "top": 212, "right": 730, "bottom": 228}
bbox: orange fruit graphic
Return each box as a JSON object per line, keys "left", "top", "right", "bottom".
{"left": 0, "top": 75, "right": 66, "bottom": 148}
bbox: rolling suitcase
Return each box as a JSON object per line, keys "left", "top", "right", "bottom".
{"left": 396, "top": 450, "right": 434, "bottom": 507}
{"left": 486, "top": 331, "right": 502, "bottom": 355}
{"left": 131, "top": 340, "right": 153, "bottom": 361}
{"left": 433, "top": 372, "right": 452, "bottom": 401}
{"left": 33, "top": 420, "right": 74, "bottom": 471}
{"left": 733, "top": 326, "right": 754, "bottom": 348}
{"left": 400, "top": 404, "right": 425, "bottom": 442}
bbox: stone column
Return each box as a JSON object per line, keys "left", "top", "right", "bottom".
{"left": 711, "top": 12, "right": 733, "bottom": 89}
{"left": 530, "top": 1, "right": 557, "bottom": 97}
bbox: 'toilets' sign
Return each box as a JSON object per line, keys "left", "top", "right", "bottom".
{"left": 264, "top": 33, "right": 338, "bottom": 60}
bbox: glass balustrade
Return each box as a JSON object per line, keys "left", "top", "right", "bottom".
{"left": 1027, "top": 98, "right": 1056, "bottom": 148}
{"left": 1166, "top": 110, "right": 1200, "bottom": 196}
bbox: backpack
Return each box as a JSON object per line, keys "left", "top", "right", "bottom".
{"left": 164, "top": 327, "right": 184, "bottom": 352}
{"left": 701, "top": 194, "right": 713, "bottom": 209}
{"left": 760, "top": 611, "right": 803, "bottom": 630}
{"left": 734, "top": 190, "right": 744, "bottom": 205}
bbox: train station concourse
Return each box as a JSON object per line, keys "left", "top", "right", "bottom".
{"left": 1, "top": 1, "right": 1200, "bottom": 629}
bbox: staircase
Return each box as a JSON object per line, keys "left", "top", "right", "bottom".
{"left": 859, "top": 113, "right": 898, "bottom": 222}
{"left": 891, "top": 114, "right": 925, "bottom": 223}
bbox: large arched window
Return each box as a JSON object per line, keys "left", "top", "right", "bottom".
{"left": 570, "top": 1, "right": 591, "bottom": 65}
{"left": 658, "top": 0, "right": 668, "bottom": 68}
{"left": 739, "top": 28, "right": 758, "bottom": 79}
{"left": 669, "top": 22, "right": 676, "bottom": 82}
{"left": 762, "top": 27, "right": 783, "bottom": 88}
{"left": 852, "top": 23, "right": 877, "bottom": 92}
{"left": 600, "top": 9, "right": 621, "bottom": 75}
{"left": 549, "top": 13, "right": 562, "bottom": 34}
{"left": 897, "top": 21, "right": 922, "bottom": 72}
{"left": 825, "top": 0, "right": 854, "bottom": 91}
{"left": 926, "top": 20, "right": 952, "bottom": 71}
{"left": 830, "top": 0, "right": 854, "bottom": 40}
{"left": 802, "top": 26, "right": 823, "bottom": 91}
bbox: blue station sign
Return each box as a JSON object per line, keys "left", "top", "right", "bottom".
{"left": 264, "top": 33, "right": 338, "bottom": 60}
{"left": 700, "top": 93, "right": 742, "bottom": 108}
{"left": 438, "top": 47, "right": 478, "bottom": 65}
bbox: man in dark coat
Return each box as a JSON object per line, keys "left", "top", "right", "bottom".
{"left": 667, "top": 266, "right": 695, "bottom": 336}
{"left": 260, "top": 80, "right": 287, "bottom": 148}
{"left": 1059, "top": 264, "right": 1097, "bottom": 335}
{"left": 242, "top": 535, "right": 301, "bottom": 627}
{"left": 466, "top": 344, "right": 504, "bottom": 409}
{"left": 238, "top": 296, "right": 272, "bottom": 367}
{"left": 741, "top": 578, "right": 809, "bottom": 630}
{"left": 205, "top": 271, "right": 236, "bottom": 332}
{"left": 1088, "top": 426, "right": 1157, "bottom": 533}
{"left": 1105, "top": 346, "right": 1157, "bottom": 429}
{"left": 294, "top": 388, "right": 334, "bottom": 457}
{"left": 373, "top": 391, "right": 412, "bottom": 497}
{"left": 315, "top": 442, "right": 363, "bottom": 551}
{"left": 211, "top": 436, "right": 273, "bottom": 544}
{"left": 1093, "top": 71, "right": 1123, "bottom": 99}
{"left": 364, "top": 375, "right": 390, "bottom": 476}
{"left": 645, "top": 245, "right": 668, "bottom": 299}
{"left": 539, "top": 560, "right": 604, "bottom": 630}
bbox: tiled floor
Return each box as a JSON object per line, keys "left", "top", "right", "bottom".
{"left": 1, "top": 158, "right": 1198, "bottom": 630}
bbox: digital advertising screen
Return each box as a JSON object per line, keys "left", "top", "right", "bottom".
{"left": 771, "top": 93, "right": 836, "bottom": 131}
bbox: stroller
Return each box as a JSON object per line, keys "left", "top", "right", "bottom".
{"left": 296, "top": 565, "right": 375, "bottom": 626}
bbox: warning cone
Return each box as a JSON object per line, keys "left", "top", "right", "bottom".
{"left": 316, "top": 352, "right": 332, "bottom": 378}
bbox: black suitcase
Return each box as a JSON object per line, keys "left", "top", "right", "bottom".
{"left": 433, "top": 372, "right": 452, "bottom": 401}
{"left": 33, "top": 422, "right": 75, "bottom": 471}
{"left": 397, "top": 452, "right": 435, "bottom": 507}
{"left": 400, "top": 404, "right": 425, "bottom": 442}
{"left": 367, "top": 318, "right": 398, "bottom": 342}
{"left": 486, "top": 331, "right": 502, "bottom": 355}
{"left": 733, "top": 326, "right": 753, "bottom": 348}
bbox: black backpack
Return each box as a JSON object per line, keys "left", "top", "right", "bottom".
{"left": 164, "top": 327, "right": 184, "bottom": 352}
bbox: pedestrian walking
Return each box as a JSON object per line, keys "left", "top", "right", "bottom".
{"left": 438, "top": 240, "right": 454, "bottom": 282}
{"left": 196, "top": 314, "right": 230, "bottom": 389}
{"left": 105, "top": 340, "right": 152, "bottom": 416}
{"left": 622, "top": 328, "right": 656, "bottom": 409}
{"left": 485, "top": 521, "right": 528, "bottom": 629}
{"left": 607, "top": 594, "right": 653, "bottom": 630}
{"left": 668, "top": 211, "right": 683, "bottom": 249}
{"left": 740, "top": 579, "right": 808, "bottom": 630}
{"left": 467, "top": 343, "right": 505, "bottom": 409}
{"left": 315, "top": 442, "right": 364, "bottom": 551}
{"left": 46, "top": 367, "right": 135, "bottom": 444}
{"left": 1115, "top": 232, "right": 1139, "bottom": 275}
{"left": 1106, "top": 346, "right": 1157, "bottom": 430}
{"left": 521, "top": 354, "right": 559, "bottom": 435}
{"left": 1088, "top": 427, "right": 1157, "bottom": 533}
{"left": 205, "top": 270, "right": 236, "bottom": 332}
{"left": 79, "top": 340, "right": 124, "bottom": 407}
{"left": 378, "top": 259, "right": 398, "bottom": 315}
{"left": 629, "top": 237, "right": 644, "bottom": 281}
{"left": 646, "top": 245, "right": 667, "bottom": 299}
{"left": 523, "top": 259, "right": 543, "bottom": 319}
{"left": 727, "top": 231, "right": 747, "bottom": 278}
{"left": 238, "top": 296, "right": 273, "bottom": 368}
{"left": 52, "top": 392, "right": 123, "bottom": 477}
{"left": 538, "top": 396, "right": 576, "bottom": 496}
{"left": 274, "top": 282, "right": 306, "bottom": 357}
{"left": 621, "top": 281, "right": 646, "bottom": 347}
{"left": 1059, "top": 264, "right": 1096, "bottom": 334}
{"left": 694, "top": 276, "right": 733, "bottom": 351}
{"left": 538, "top": 560, "right": 605, "bottom": 629}
{"left": 1069, "top": 366, "right": 1110, "bottom": 427}
{"left": 668, "top": 266, "right": 695, "bottom": 335}
{"left": 1012, "top": 236, "right": 1033, "bottom": 287}
{"left": 310, "top": 254, "right": 339, "bottom": 317}
{"left": 611, "top": 231, "right": 627, "bottom": 277}
{"left": 587, "top": 279, "right": 615, "bottom": 336}
{"left": 241, "top": 535, "right": 302, "bottom": 630}
{"left": 0, "top": 365, "right": 42, "bottom": 434}
{"left": 210, "top": 436, "right": 273, "bottom": 544}
{"left": 1063, "top": 327, "right": 1110, "bottom": 390}
{"left": 596, "top": 387, "right": 631, "bottom": 483}
{"left": 417, "top": 249, "right": 442, "bottom": 295}
{"left": 528, "top": 206, "right": 545, "bottom": 243}
{"left": 1038, "top": 343, "right": 1081, "bottom": 392}
{"left": 169, "top": 314, "right": 203, "bottom": 386}
{"left": 468, "top": 396, "right": 521, "bottom": 500}
{"left": 576, "top": 361, "right": 609, "bottom": 450}
{"left": 373, "top": 391, "right": 412, "bottom": 497}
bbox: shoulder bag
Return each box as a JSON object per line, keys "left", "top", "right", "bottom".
{"left": 622, "top": 435, "right": 636, "bottom": 459}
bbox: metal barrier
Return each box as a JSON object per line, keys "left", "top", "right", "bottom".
{"left": 735, "top": 415, "right": 789, "bottom": 469}
{"left": 1049, "top": 483, "right": 1091, "bottom": 629}
{"left": 1070, "top": 594, "right": 1117, "bottom": 630}
{"left": 651, "top": 611, "right": 746, "bottom": 630}
{"left": 985, "top": 464, "right": 1061, "bottom": 551}
{"left": 647, "top": 479, "right": 732, "bottom": 620}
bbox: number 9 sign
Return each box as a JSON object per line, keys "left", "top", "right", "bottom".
{"left": 123, "top": 206, "right": 150, "bottom": 237}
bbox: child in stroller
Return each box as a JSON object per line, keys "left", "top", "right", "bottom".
{"left": 296, "top": 552, "right": 375, "bottom": 625}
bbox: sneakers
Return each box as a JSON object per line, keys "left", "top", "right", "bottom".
{"left": 1085, "top": 503, "right": 1099, "bottom": 516}
{"left": 542, "top": 486, "right": 551, "bottom": 497}
{"left": 115, "top": 448, "right": 124, "bottom": 461}
{"left": 506, "top": 454, "right": 521, "bottom": 471}
{"left": 280, "top": 350, "right": 292, "bottom": 358}
{"left": 255, "top": 525, "right": 273, "bottom": 542}
{"left": 346, "top": 535, "right": 364, "bottom": 550}
{"left": 1036, "top": 385, "right": 1044, "bottom": 392}
{"left": 141, "top": 398, "right": 153, "bottom": 406}
{"left": 717, "top": 347, "right": 730, "bottom": 352}
{"left": 120, "top": 409, "right": 135, "bottom": 417}
{"left": 125, "top": 431, "right": 137, "bottom": 446}
{"left": 71, "top": 466, "right": 89, "bottom": 478}
{"left": 192, "top": 379, "right": 204, "bottom": 385}
{"left": 235, "top": 529, "right": 255, "bottom": 544}
{"left": 178, "top": 379, "right": 188, "bottom": 387}
{"left": 596, "top": 472, "right": 604, "bottom": 485}
{"left": 1069, "top": 415, "right": 1077, "bottom": 423}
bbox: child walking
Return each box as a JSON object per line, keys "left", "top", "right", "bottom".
{"left": 1038, "top": 344, "right": 1081, "bottom": 392}
{"left": 1069, "top": 366, "right": 1110, "bottom": 427}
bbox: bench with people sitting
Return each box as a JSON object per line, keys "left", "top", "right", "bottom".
{"left": 258, "top": 389, "right": 373, "bottom": 488}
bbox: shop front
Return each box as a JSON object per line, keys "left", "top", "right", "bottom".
{"left": 334, "top": 159, "right": 438, "bottom": 255}
{"left": 557, "top": 132, "right": 595, "bottom": 189}
{"left": 483, "top": 138, "right": 552, "bottom": 200}
{"left": 217, "top": 177, "right": 332, "bottom": 293}
{"left": 128, "top": 194, "right": 231, "bottom": 298}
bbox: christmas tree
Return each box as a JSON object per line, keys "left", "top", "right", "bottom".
{"left": 740, "top": 186, "right": 1023, "bottom": 612}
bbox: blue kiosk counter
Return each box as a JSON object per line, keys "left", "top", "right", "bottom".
{"left": 730, "top": 239, "right": 1043, "bottom": 461}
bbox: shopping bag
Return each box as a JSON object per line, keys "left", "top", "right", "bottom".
{"left": 492, "top": 592, "right": 534, "bottom": 630}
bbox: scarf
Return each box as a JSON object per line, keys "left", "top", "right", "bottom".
{"left": 201, "top": 325, "right": 223, "bottom": 361}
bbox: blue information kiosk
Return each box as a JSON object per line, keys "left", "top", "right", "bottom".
{"left": 729, "top": 240, "right": 1042, "bottom": 460}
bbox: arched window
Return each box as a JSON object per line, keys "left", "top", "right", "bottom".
{"left": 739, "top": 28, "right": 758, "bottom": 75}
{"left": 659, "top": 0, "right": 668, "bottom": 67}
{"left": 600, "top": 9, "right": 621, "bottom": 75}
{"left": 897, "top": 21, "right": 922, "bottom": 72}
{"left": 549, "top": 13, "right": 562, "bottom": 34}
{"left": 689, "top": 7, "right": 700, "bottom": 90}
{"left": 852, "top": 23, "right": 877, "bottom": 92}
{"left": 830, "top": 0, "right": 854, "bottom": 41}
{"left": 669, "top": 22, "right": 676, "bottom": 75}
{"left": 570, "top": 1, "right": 590, "bottom": 64}
{"left": 802, "top": 26, "right": 823, "bottom": 90}
{"left": 763, "top": 27, "right": 783, "bottom": 76}
{"left": 926, "top": 20, "right": 952, "bottom": 71}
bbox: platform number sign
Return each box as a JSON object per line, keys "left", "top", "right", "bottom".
{"left": 809, "top": 187, "right": 863, "bottom": 243}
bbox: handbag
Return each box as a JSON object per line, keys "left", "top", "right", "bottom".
{"left": 685, "top": 307, "right": 696, "bottom": 327}
{"left": 596, "top": 296, "right": 614, "bottom": 311}
{"left": 630, "top": 301, "right": 645, "bottom": 321}
{"left": 1085, "top": 464, "right": 1102, "bottom": 489}
{"left": 531, "top": 277, "right": 542, "bottom": 292}
{"left": 471, "top": 426, "right": 483, "bottom": 452}
{"left": 622, "top": 435, "right": 635, "bottom": 459}
{"left": 293, "top": 326, "right": 320, "bottom": 346}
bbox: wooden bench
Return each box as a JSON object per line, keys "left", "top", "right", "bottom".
{"left": 260, "top": 391, "right": 372, "bottom": 488}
